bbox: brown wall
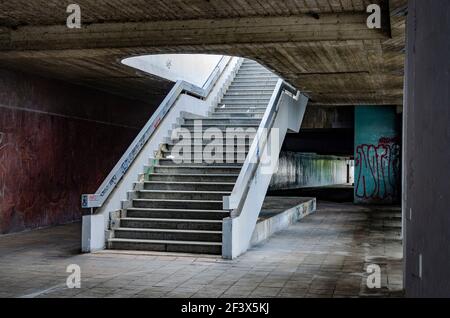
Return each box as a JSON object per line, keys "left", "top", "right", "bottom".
{"left": 0, "top": 69, "right": 165, "bottom": 234}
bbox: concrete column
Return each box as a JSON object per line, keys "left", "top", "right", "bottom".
{"left": 354, "top": 106, "right": 401, "bottom": 204}
{"left": 404, "top": 0, "right": 450, "bottom": 297}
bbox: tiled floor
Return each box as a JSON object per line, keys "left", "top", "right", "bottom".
{"left": 0, "top": 201, "right": 403, "bottom": 298}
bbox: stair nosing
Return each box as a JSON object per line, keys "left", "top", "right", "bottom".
{"left": 153, "top": 165, "right": 242, "bottom": 169}
{"left": 115, "top": 227, "right": 222, "bottom": 234}
{"left": 133, "top": 198, "right": 223, "bottom": 203}
{"left": 121, "top": 217, "right": 223, "bottom": 223}
{"left": 143, "top": 181, "right": 236, "bottom": 185}
{"left": 137, "top": 190, "right": 232, "bottom": 194}
{"left": 147, "top": 173, "right": 240, "bottom": 176}
{"left": 126, "top": 207, "right": 228, "bottom": 213}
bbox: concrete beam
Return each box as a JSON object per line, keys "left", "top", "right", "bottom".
{"left": 0, "top": 13, "right": 386, "bottom": 54}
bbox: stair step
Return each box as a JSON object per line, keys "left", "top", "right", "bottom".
{"left": 160, "top": 149, "right": 250, "bottom": 155}
{"left": 237, "top": 68, "right": 272, "bottom": 72}
{"left": 120, "top": 218, "right": 222, "bottom": 231}
{"left": 219, "top": 101, "right": 269, "bottom": 105}
{"left": 214, "top": 107, "right": 267, "bottom": 112}
{"left": 227, "top": 84, "right": 274, "bottom": 94}
{"left": 143, "top": 181, "right": 235, "bottom": 191}
{"left": 136, "top": 190, "right": 231, "bottom": 201}
{"left": 164, "top": 143, "right": 251, "bottom": 150}
{"left": 183, "top": 118, "right": 261, "bottom": 125}
{"left": 179, "top": 125, "right": 259, "bottom": 132}
{"left": 172, "top": 127, "right": 258, "bottom": 135}
{"left": 160, "top": 154, "right": 248, "bottom": 164}
{"left": 222, "top": 95, "right": 272, "bottom": 100}
{"left": 152, "top": 165, "right": 242, "bottom": 175}
{"left": 180, "top": 121, "right": 260, "bottom": 127}
{"left": 237, "top": 65, "right": 273, "bottom": 69}
{"left": 146, "top": 173, "right": 239, "bottom": 182}
{"left": 162, "top": 148, "right": 251, "bottom": 159}
{"left": 156, "top": 158, "right": 244, "bottom": 166}
{"left": 210, "top": 113, "right": 264, "bottom": 118}
{"left": 234, "top": 74, "right": 277, "bottom": 79}
{"left": 233, "top": 75, "right": 278, "bottom": 85}
{"left": 229, "top": 81, "right": 277, "bottom": 86}
{"left": 132, "top": 198, "right": 223, "bottom": 210}
{"left": 114, "top": 228, "right": 222, "bottom": 242}
{"left": 126, "top": 208, "right": 229, "bottom": 220}
{"left": 223, "top": 91, "right": 273, "bottom": 96}
{"left": 108, "top": 238, "right": 222, "bottom": 254}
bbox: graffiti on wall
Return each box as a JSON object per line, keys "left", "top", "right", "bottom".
{"left": 355, "top": 137, "right": 400, "bottom": 201}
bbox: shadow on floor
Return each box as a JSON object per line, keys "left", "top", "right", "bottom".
{"left": 269, "top": 185, "right": 355, "bottom": 203}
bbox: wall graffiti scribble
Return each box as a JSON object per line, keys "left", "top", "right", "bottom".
{"left": 355, "top": 137, "right": 400, "bottom": 201}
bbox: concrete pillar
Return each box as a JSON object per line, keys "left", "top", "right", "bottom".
{"left": 354, "top": 106, "right": 401, "bottom": 204}
{"left": 404, "top": 0, "right": 450, "bottom": 297}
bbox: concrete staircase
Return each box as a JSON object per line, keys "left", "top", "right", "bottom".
{"left": 108, "top": 59, "right": 279, "bottom": 254}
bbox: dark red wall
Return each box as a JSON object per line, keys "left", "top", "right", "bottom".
{"left": 0, "top": 69, "right": 163, "bottom": 234}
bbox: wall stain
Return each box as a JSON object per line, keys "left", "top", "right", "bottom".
{"left": 0, "top": 68, "right": 157, "bottom": 235}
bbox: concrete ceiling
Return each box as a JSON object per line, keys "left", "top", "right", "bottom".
{"left": 0, "top": 0, "right": 407, "bottom": 106}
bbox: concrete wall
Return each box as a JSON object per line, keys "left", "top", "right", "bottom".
{"left": 123, "top": 54, "right": 223, "bottom": 87}
{"left": 354, "top": 106, "right": 401, "bottom": 204}
{"left": 404, "top": 0, "right": 450, "bottom": 297}
{"left": 0, "top": 68, "right": 160, "bottom": 234}
{"left": 269, "top": 152, "right": 348, "bottom": 190}
{"left": 301, "top": 106, "right": 354, "bottom": 129}
{"left": 283, "top": 129, "right": 354, "bottom": 156}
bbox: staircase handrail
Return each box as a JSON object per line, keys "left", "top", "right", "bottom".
{"left": 82, "top": 56, "right": 231, "bottom": 210}
{"left": 223, "top": 78, "right": 300, "bottom": 215}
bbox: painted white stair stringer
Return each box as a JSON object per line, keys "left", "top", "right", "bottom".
{"left": 222, "top": 82, "right": 309, "bottom": 259}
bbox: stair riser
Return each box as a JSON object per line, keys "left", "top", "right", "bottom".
{"left": 238, "top": 68, "right": 271, "bottom": 73}
{"left": 183, "top": 119, "right": 261, "bottom": 125}
{"left": 214, "top": 108, "right": 266, "bottom": 113}
{"left": 223, "top": 92, "right": 273, "bottom": 97}
{"left": 143, "top": 183, "right": 235, "bottom": 191}
{"left": 236, "top": 71, "right": 273, "bottom": 76}
{"left": 219, "top": 101, "right": 269, "bottom": 106}
{"left": 210, "top": 113, "right": 264, "bottom": 118}
{"left": 137, "top": 191, "right": 228, "bottom": 201}
{"left": 147, "top": 175, "right": 238, "bottom": 182}
{"left": 156, "top": 159, "right": 244, "bottom": 166}
{"left": 234, "top": 75, "right": 277, "bottom": 80}
{"left": 126, "top": 210, "right": 229, "bottom": 220}
{"left": 179, "top": 124, "right": 260, "bottom": 130}
{"left": 114, "top": 230, "right": 222, "bottom": 242}
{"left": 109, "top": 241, "right": 222, "bottom": 254}
{"left": 226, "top": 87, "right": 274, "bottom": 91}
{"left": 165, "top": 145, "right": 251, "bottom": 153}
{"left": 133, "top": 200, "right": 223, "bottom": 210}
{"left": 231, "top": 79, "right": 278, "bottom": 84}
{"left": 221, "top": 96, "right": 271, "bottom": 101}
{"left": 120, "top": 219, "right": 222, "bottom": 231}
{"left": 160, "top": 155, "right": 248, "bottom": 164}
{"left": 175, "top": 127, "right": 258, "bottom": 134}
{"left": 153, "top": 166, "right": 241, "bottom": 174}
{"left": 229, "top": 82, "right": 277, "bottom": 86}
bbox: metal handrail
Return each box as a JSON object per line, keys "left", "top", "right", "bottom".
{"left": 223, "top": 78, "right": 299, "bottom": 216}
{"left": 202, "top": 56, "right": 229, "bottom": 90}
{"left": 82, "top": 56, "right": 231, "bottom": 209}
